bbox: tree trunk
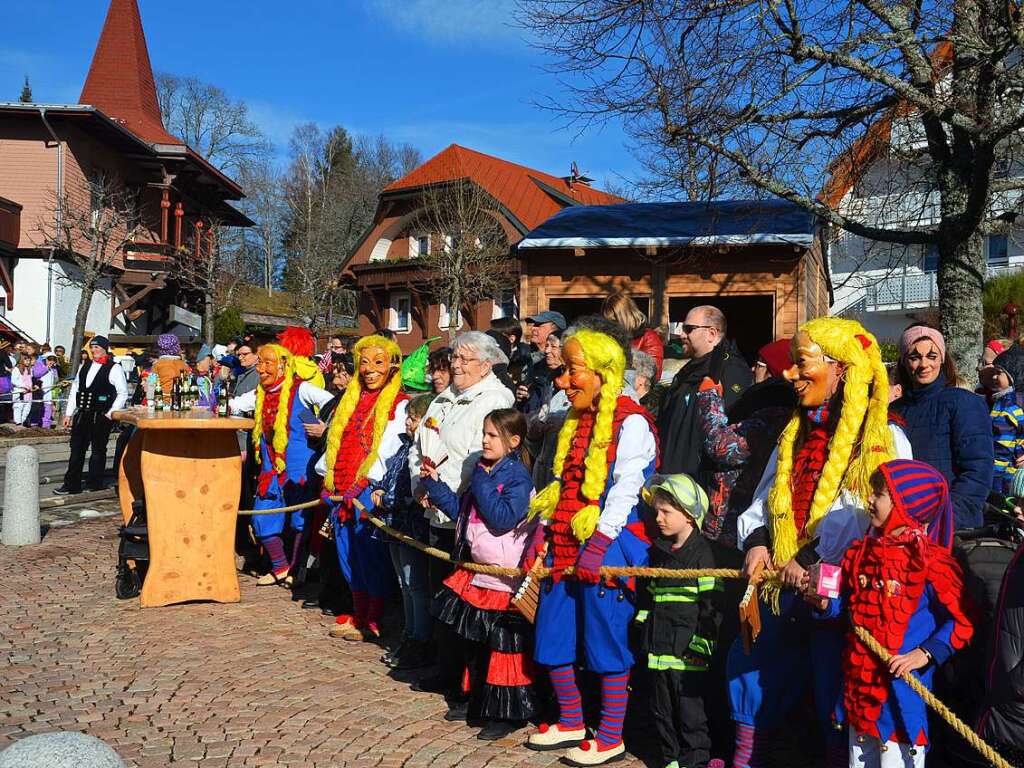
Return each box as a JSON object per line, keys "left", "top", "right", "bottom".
{"left": 447, "top": 284, "right": 461, "bottom": 344}
{"left": 68, "top": 281, "right": 96, "bottom": 371}
{"left": 204, "top": 290, "right": 215, "bottom": 347}
{"left": 937, "top": 232, "right": 984, "bottom": 377}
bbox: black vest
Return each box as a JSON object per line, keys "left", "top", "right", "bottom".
{"left": 76, "top": 361, "right": 117, "bottom": 413}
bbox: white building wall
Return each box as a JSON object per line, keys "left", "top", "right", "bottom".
{"left": 5, "top": 256, "right": 118, "bottom": 348}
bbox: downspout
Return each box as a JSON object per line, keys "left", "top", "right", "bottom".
{"left": 39, "top": 108, "right": 63, "bottom": 345}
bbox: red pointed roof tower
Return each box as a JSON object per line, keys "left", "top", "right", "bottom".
{"left": 79, "top": 0, "right": 181, "bottom": 146}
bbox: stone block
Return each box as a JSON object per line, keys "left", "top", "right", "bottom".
{"left": 0, "top": 732, "right": 125, "bottom": 767}
{"left": 1, "top": 445, "right": 39, "bottom": 546}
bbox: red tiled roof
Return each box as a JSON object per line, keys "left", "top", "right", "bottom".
{"left": 79, "top": 0, "right": 182, "bottom": 146}
{"left": 383, "top": 144, "right": 624, "bottom": 230}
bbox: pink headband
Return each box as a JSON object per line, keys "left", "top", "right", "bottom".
{"left": 900, "top": 325, "right": 946, "bottom": 361}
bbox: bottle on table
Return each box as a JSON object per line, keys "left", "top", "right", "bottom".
{"left": 154, "top": 379, "right": 164, "bottom": 411}
{"left": 217, "top": 388, "right": 228, "bottom": 417}
{"left": 171, "top": 377, "right": 180, "bottom": 412}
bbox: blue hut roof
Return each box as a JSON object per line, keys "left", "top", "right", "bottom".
{"left": 518, "top": 199, "right": 818, "bottom": 249}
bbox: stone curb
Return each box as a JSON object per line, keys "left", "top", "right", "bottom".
{"left": 39, "top": 488, "right": 116, "bottom": 510}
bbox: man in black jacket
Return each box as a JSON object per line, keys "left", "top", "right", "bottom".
{"left": 657, "top": 305, "right": 752, "bottom": 478}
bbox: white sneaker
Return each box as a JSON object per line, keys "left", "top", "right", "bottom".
{"left": 525, "top": 723, "right": 587, "bottom": 751}
{"left": 562, "top": 739, "right": 626, "bottom": 766}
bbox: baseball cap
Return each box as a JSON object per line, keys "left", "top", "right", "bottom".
{"left": 642, "top": 473, "right": 709, "bottom": 528}
{"left": 525, "top": 310, "right": 567, "bottom": 330}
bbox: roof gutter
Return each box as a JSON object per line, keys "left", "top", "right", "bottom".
{"left": 39, "top": 107, "right": 64, "bottom": 345}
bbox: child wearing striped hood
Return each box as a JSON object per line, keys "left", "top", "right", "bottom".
{"left": 812, "top": 459, "right": 975, "bottom": 767}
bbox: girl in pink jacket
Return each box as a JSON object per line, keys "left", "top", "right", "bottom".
{"left": 420, "top": 408, "right": 539, "bottom": 741}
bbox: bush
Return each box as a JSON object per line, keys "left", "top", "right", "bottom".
{"left": 983, "top": 269, "right": 1024, "bottom": 340}
{"left": 213, "top": 306, "right": 245, "bottom": 343}
{"left": 877, "top": 342, "right": 899, "bottom": 364}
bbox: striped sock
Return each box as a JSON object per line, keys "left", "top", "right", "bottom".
{"left": 733, "top": 723, "right": 757, "bottom": 768}
{"left": 547, "top": 665, "right": 584, "bottom": 729}
{"left": 261, "top": 536, "right": 288, "bottom": 573}
{"left": 595, "top": 672, "right": 630, "bottom": 748}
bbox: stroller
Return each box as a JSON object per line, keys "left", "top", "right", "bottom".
{"left": 115, "top": 499, "right": 149, "bottom": 599}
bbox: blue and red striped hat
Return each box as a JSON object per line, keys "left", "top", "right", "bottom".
{"left": 877, "top": 459, "right": 954, "bottom": 549}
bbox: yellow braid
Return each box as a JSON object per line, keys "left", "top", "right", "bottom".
{"left": 768, "top": 318, "right": 893, "bottom": 570}
{"left": 527, "top": 329, "right": 627, "bottom": 542}
{"left": 250, "top": 343, "right": 296, "bottom": 475}
{"left": 322, "top": 335, "right": 404, "bottom": 492}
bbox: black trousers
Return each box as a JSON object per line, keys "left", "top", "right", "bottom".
{"left": 63, "top": 410, "right": 114, "bottom": 492}
{"left": 650, "top": 668, "right": 711, "bottom": 768}
{"left": 428, "top": 526, "right": 463, "bottom": 693}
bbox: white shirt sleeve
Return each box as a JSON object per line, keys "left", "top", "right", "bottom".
{"left": 597, "top": 413, "right": 657, "bottom": 539}
{"left": 297, "top": 381, "right": 335, "bottom": 412}
{"left": 737, "top": 445, "right": 778, "bottom": 550}
{"left": 891, "top": 424, "right": 913, "bottom": 459}
{"left": 107, "top": 362, "right": 129, "bottom": 416}
{"left": 229, "top": 388, "right": 258, "bottom": 415}
{"left": 64, "top": 364, "right": 83, "bottom": 419}
{"left": 367, "top": 399, "right": 409, "bottom": 483}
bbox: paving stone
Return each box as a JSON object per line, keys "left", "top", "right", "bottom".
{"left": 0, "top": 516, "right": 652, "bottom": 766}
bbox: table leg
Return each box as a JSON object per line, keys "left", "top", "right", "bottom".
{"left": 139, "top": 429, "right": 241, "bottom": 607}
{"left": 118, "top": 428, "right": 144, "bottom": 525}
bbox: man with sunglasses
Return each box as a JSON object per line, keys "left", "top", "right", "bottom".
{"left": 657, "top": 305, "right": 752, "bottom": 480}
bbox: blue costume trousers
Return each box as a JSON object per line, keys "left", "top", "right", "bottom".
{"left": 727, "top": 590, "right": 845, "bottom": 744}
{"left": 251, "top": 477, "right": 311, "bottom": 540}
{"left": 533, "top": 529, "right": 645, "bottom": 674}
{"left": 333, "top": 511, "right": 396, "bottom": 598}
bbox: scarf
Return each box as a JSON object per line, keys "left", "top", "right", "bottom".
{"left": 790, "top": 404, "right": 833, "bottom": 537}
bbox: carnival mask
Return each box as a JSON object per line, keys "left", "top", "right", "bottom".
{"left": 556, "top": 338, "right": 603, "bottom": 411}
{"left": 359, "top": 345, "right": 391, "bottom": 391}
{"left": 257, "top": 346, "right": 285, "bottom": 389}
{"left": 783, "top": 332, "right": 844, "bottom": 408}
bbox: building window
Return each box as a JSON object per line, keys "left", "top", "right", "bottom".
{"left": 439, "top": 301, "right": 463, "bottom": 331}
{"left": 388, "top": 291, "right": 412, "bottom": 334}
{"left": 445, "top": 233, "right": 460, "bottom": 253}
{"left": 923, "top": 244, "right": 939, "bottom": 273}
{"left": 491, "top": 289, "right": 518, "bottom": 319}
{"left": 994, "top": 158, "right": 1011, "bottom": 180}
{"left": 988, "top": 234, "right": 1009, "bottom": 267}
{"left": 410, "top": 233, "right": 430, "bottom": 258}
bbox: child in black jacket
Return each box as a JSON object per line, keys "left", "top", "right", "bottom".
{"left": 636, "top": 473, "right": 724, "bottom": 768}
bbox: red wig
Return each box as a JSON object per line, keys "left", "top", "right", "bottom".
{"left": 276, "top": 326, "right": 316, "bottom": 358}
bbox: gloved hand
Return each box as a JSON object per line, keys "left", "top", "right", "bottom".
{"left": 575, "top": 530, "right": 613, "bottom": 584}
{"left": 522, "top": 524, "right": 548, "bottom": 571}
{"left": 698, "top": 376, "right": 723, "bottom": 396}
{"left": 342, "top": 478, "right": 368, "bottom": 505}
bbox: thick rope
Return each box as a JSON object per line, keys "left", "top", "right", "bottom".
{"left": 235, "top": 496, "right": 1012, "bottom": 764}
{"left": 853, "top": 626, "right": 1013, "bottom": 768}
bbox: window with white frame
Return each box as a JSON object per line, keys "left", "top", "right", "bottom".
{"left": 988, "top": 234, "right": 1010, "bottom": 267}
{"left": 410, "top": 233, "right": 430, "bottom": 258}
{"left": 445, "top": 233, "right": 460, "bottom": 253}
{"left": 491, "top": 289, "right": 518, "bottom": 320}
{"left": 388, "top": 291, "right": 412, "bottom": 333}
{"left": 438, "top": 301, "right": 463, "bottom": 331}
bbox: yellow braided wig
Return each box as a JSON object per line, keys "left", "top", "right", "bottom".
{"left": 529, "top": 329, "right": 626, "bottom": 542}
{"left": 251, "top": 343, "right": 296, "bottom": 475}
{"left": 768, "top": 318, "right": 893, "bottom": 569}
{"left": 323, "top": 335, "right": 404, "bottom": 492}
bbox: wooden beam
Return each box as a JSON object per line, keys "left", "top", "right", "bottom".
{"left": 0, "top": 256, "right": 14, "bottom": 311}
{"left": 111, "top": 283, "right": 160, "bottom": 320}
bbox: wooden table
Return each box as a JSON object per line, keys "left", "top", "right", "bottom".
{"left": 113, "top": 408, "right": 255, "bottom": 608}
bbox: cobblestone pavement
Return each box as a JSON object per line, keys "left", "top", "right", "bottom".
{"left": 0, "top": 516, "right": 651, "bottom": 767}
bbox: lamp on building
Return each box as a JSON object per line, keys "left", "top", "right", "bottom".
{"left": 1001, "top": 300, "right": 1019, "bottom": 339}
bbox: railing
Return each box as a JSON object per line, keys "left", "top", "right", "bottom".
{"left": 862, "top": 262, "right": 1023, "bottom": 312}
{"left": 123, "top": 241, "right": 174, "bottom": 264}
{"left": 0, "top": 197, "right": 21, "bottom": 250}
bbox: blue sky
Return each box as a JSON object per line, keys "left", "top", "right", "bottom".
{"left": 2, "top": 0, "right": 640, "bottom": 190}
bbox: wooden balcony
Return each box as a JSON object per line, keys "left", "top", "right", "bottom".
{"left": 123, "top": 240, "right": 175, "bottom": 270}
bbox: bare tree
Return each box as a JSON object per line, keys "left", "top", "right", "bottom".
{"left": 237, "top": 154, "right": 285, "bottom": 296}
{"left": 416, "top": 179, "right": 517, "bottom": 342}
{"left": 35, "top": 172, "right": 143, "bottom": 365}
{"left": 156, "top": 72, "right": 267, "bottom": 177}
{"left": 521, "top": 0, "right": 1024, "bottom": 367}
{"left": 281, "top": 125, "right": 421, "bottom": 332}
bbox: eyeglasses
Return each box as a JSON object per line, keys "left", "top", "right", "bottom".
{"left": 452, "top": 353, "right": 480, "bottom": 366}
{"left": 681, "top": 324, "right": 714, "bottom": 335}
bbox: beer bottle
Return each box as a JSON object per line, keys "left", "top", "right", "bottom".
{"left": 171, "top": 377, "right": 180, "bottom": 412}
{"left": 154, "top": 379, "right": 163, "bottom": 412}
{"left": 182, "top": 375, "right": 192, "bottom": 411}
{"left": 191, "top": 378, "right": 199, "bottom": 410}
{"left": 217, "top": 388, "right": 228, "bottom": 417}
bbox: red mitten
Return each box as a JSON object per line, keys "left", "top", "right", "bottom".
{"left": 698, "top": 376, "right": 723, "bottom": 396}
{"left": 522, "top": 524, "right": 547, "bottom": 571}
{"left": 575, "top": 531, "right": 613, "bottom": 584}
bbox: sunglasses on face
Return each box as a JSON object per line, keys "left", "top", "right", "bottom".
{"left": 681, "top": 324, "right": 713, "bottom": 335}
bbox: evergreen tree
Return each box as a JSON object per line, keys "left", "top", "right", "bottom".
{"left": 18, "top": 76, "right": 32, "bottom": 103}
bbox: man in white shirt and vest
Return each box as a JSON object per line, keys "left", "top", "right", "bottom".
{"left": 55, "top": 336, "right": 129, "bottom": 495}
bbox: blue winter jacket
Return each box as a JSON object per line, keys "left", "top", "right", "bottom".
{"left": 419, "top": 453, "right": 532, "bottom": 535}
{"left": 891, "top": 372, "right": 994, "bottom": 529}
